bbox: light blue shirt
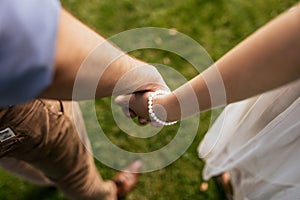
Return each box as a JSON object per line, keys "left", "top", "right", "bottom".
{"left": 0, "top": 0, "right": 61, "bottom": 107}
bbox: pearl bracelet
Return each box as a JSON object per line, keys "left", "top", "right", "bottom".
{"left": 148, "top": 90, "right": 177, "bottom": 126}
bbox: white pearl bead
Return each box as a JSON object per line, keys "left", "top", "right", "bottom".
{"left": 147, "top": 90, "right": 177, "bottom": 126}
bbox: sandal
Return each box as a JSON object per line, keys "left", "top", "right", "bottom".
{"left": 113, "top": 160, "right": 142, "bottom": 199}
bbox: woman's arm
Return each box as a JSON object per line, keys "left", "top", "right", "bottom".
{"left": 118, "top": 3, "right": 300, "bottom": 122}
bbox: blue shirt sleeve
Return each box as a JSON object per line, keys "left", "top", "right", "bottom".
{"left": 0, "top": 0, "right": 61, "bottom": 107}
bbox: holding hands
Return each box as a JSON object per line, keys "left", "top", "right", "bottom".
{"left": 115, "top": 60, "right": 183, "bottom": 126}
{"left": 115, "top": 89, "right": 180, "bottom": 126}
{"left": 115, "top": 3, "right": 300, "bottom": 126}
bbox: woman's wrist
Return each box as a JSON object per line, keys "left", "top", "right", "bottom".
{"left": 151, "top": 92, "right": 181, "bottom": 123}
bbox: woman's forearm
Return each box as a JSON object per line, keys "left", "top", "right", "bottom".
{"left": 214, "top": 4, "right": 300, "bottom": 103}
{"left": 161, "top": 4, "right": 300, "bottom": 121}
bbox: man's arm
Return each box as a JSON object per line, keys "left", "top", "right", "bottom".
{"left": 40, "top": 9, "right": 167, "bottom": 100}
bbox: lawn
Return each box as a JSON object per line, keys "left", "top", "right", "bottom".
{"left": 0, "top": 0, "right": 298, "bottom": 199}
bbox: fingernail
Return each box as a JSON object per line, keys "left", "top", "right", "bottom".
{"left": 129, "top": 111, "right": 136, "bottom": 118}
{"left": 139, "top": 118, "right": 148, "bottom": 124}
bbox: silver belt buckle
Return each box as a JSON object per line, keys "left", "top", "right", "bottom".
{"left": 0, "top": 128, "right": 15, "bottom": 142}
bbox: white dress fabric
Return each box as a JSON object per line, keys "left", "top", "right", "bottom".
{"left": 198, "top": 79, "right": 300, "bottom": 200}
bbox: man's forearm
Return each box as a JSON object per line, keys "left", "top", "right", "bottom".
{"left": 40, "top": 9, "right": 166, "bottom": 100}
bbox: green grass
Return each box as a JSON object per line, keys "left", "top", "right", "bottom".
{"left": 0, "top": 0, "right": 298, "bottom": 199}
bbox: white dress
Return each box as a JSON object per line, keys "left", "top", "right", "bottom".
{"left": 198, "top": 79, "right": 300, "bottom": 200}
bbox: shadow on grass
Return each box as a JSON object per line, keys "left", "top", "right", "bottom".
{"left": 19, "top": 186, "right": 63, "bottom": 200}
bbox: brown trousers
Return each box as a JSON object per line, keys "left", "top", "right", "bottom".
{"left": 0, "top": 100, "right": 116, "bottom": 200}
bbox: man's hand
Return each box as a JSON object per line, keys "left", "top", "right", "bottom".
{"left": 115, "top": 69, "right": 170, "bottom": 126}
